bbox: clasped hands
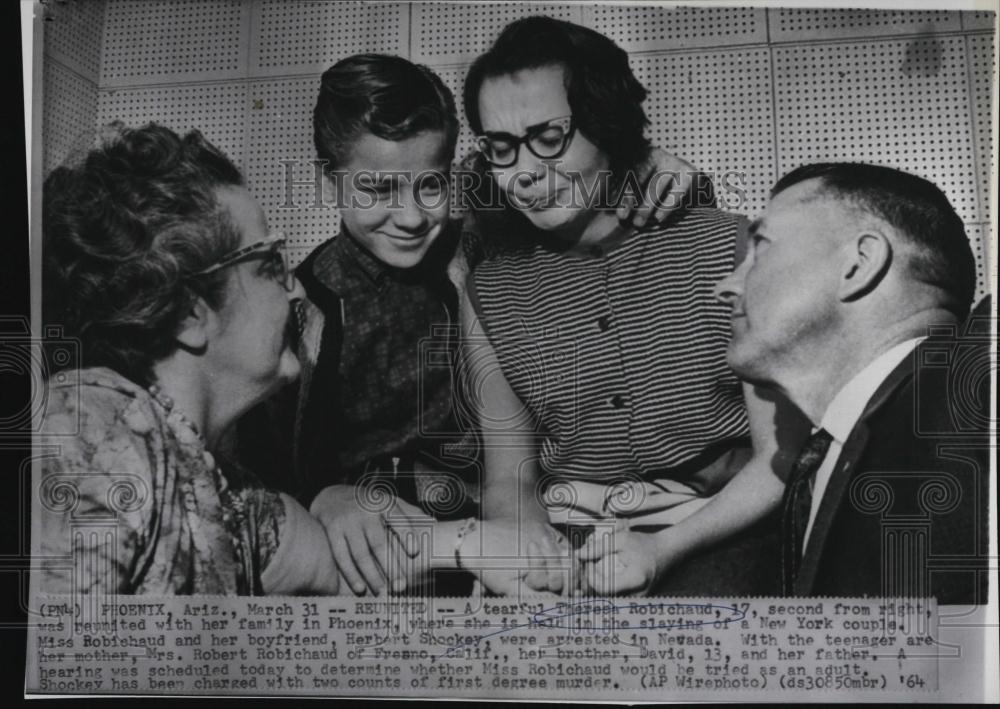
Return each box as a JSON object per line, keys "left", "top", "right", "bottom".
{"left": 312, "top": 483, "right": 669, "bottom": 597}
{"left": 472, "top": 518, "right": 669, "bottom": 597}
{"left": 310, "top": 484, "right": 430, "bottom": 596}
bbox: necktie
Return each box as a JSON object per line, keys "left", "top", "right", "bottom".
{"left": 781, "top": 429, "right": 834, "bottom": 594}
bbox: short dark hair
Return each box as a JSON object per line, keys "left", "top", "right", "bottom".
{"left": 772, "top": 162, "right": 976, "bottom": 317}
{"left": 313, "top": 54, "right": 459, "bottom": 171}
{"left": 43, "top": 122, "right": 244, "bottom": 386}
{"left": 463, "top": 15, "right": 651, "bottom": 182}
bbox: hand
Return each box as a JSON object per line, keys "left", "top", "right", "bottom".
{"left": 575, "top": 521, "right": 677, "bottom": 596}
{"left": 261, "top": 492, "right": 343, "bottom": 596}
{"left": 616, "top": 147, "right": 703, "bottom": 229}
{"left": 310, "top": 484, "right": 422, "bottom": 596}
{"left": 465, "top": 518, "right": 571, "bottom": 597}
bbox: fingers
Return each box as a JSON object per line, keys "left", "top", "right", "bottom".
{"left": 313, "top": 486, "right": 422, "bottom": 595}
{"left": 531, "top": 527, "right": 563, "bottom": 558}
{"left": 545, "top": 533, "right": 568, "bottom": 594}
{"left": 546, "top": 557, "right": 564, "bottom": 595}
{"left": 579, "top": 526, "right": 657, "bottom": 596}
{"left": 522, "top": 541, "right": 559, "bottom": 593}
{"left": 326, "top": 525, "right": 367, "bottom": 595}
{"left": 616, "top": 191, "right": 638, "bottom": 223}
{"left": 323, "top": 513, "right": 391, "bottom": 596}
{"left": 575, "top": 519, "right": 625, "bottom": 562}
{"left": 620, "top": 169, "right": 679, "bottom": 229}
{"left": 576, "top": 522, "right": 631, "bottom": 595}
{"left": 384, "top": 534, "right": 411, "bottom": 594}
{"left": 650, "top": 171, "right": 685, "bottom": 224}
{"left": 526, "top": 589, "right": 562, "bottom": 602}
{"left": 356, "top": 514, "right": 393, "bottom": 595}
{"left": 478, "top": 569, "right": 520, "bottom": 597}
{"left": 390, "top": 525, "right": 422, "bottom": 558}
{"left": 631, "top": 174, "right": 663, "bottom": 229}
{"left": 582, "top": 545, "right": 641, "bottom": 596}
{"left": 584, "top": 554, "right": 621, "bottom": 596}
{"left": 523, "top": 541, "right": 550, "bottom": 591}
{"left": 635, "top": 169, "right": 690, "bottom": 228}
{"left": 377, "top": 521, "right": 430, "bottom": 594}
{"left": 522, "top": 530, "right": 573, "bottom": 594}
{"left": 387, "top": 499, "right": 427, "bottom": 557}
{"left": 312, "top": 485, "right": 373, "bottom": 595}
{"left": 618, "top": 146, "right": 701, "bottom": 228}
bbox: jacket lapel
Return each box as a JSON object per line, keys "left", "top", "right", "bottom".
{"left": 794, "top": 347, "right": 918, "bottom": 594}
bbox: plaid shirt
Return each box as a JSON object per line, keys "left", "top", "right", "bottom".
{"left": 295, "top": 223, "right": 467, "bottom": 488}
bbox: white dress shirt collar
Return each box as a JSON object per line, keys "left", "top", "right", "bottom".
{"left": 817, "top": 337, "right": 927, "bottom": 446}
{"left": 803, "top": 336, "right": 926, "bottom": 549}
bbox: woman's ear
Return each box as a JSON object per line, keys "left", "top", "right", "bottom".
{"left": 175, "top": 297, "right": 212, "bottom": 352}
{"left": 839, "top": 230, "right": 892, "bottom": 302}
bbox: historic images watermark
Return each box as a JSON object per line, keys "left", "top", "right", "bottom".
{"left": 276, "top": 160, "right": 749, "bottom": 212}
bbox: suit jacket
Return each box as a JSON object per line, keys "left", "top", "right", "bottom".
{"left": 795, "top": 309, "right": 991, "bottom": 603}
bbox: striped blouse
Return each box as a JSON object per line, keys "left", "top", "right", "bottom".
{"left": 468, "top": 208, "right": 750, "bottom": 495}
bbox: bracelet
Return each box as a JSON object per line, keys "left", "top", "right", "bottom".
{"left": 454, "top": 517, "right": 477, "bottom": 571}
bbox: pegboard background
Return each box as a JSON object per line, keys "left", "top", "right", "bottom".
{"left": 41, "top": 0, "right": 105, "bottom": 175}
{"left": 41, "top": 1, "right": 995, "bottom": 302}
{"left": 773, "top": 37, "right": 980, "bottom": 222}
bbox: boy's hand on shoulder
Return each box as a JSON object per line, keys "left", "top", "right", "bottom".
{"left": 618, "top": 148, "right": 707, "bottom": 229}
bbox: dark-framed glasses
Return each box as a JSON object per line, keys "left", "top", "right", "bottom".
{"left": 476, "top": 115, "right": 575, "bottom": 168}
{"left": 194, "top": 232, "right": 295, "bottom": 292}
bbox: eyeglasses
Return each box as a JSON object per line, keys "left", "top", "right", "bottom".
{"left": 475, "top": 115, "right": 575, "bottom": 168}
{"left": 194, "top": 232, "right": 295, "bottom": 292}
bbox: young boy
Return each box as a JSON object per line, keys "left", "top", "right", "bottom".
{"left": 240, "top": 54, "right": 474, "bottom": 596}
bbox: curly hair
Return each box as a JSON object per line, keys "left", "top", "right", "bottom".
{"left": 43, "top": 122, "right": 245, "bottom": 386}
{"left": 314, "top": 53, "right": 459, "bottom": 172}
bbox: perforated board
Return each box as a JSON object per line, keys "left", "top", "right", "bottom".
{"left": 583, "top": 5, "right": 766, "bottom": 52}
{"left": 411, "top": 3, "right": 582, "bottom": 65}
{"left": 101, "top": 0, "right": 249, "bottom": 87}
{"left": 427, "top": 63, "right": 482, "bottom": 215}
{"left": 630, "top": 48, "right": 775, "bottom": 218}
{"left": 96, "top": 83, "right": 248, "bottom": 169}
{"left": 769, "top": 9, "right": 962, "bottom": 42}
{"left": 245, "top": 77, "right": 340, "bottom": 262}
{"left": 433, "top": 65, "right": 476, "bottom": 165}
{"left": 251, "top": 0, "right": 408, "bottom": 77}
{"left": 43, "top": 0, "right": 106, "bottom": 83}
{"left": 966, "top": 223, "right": 994, "bottom": 305}
{"left": 773, "top": 37, "right": 981, "bottom": 225}
{"left": 968, "top": 33, "right": 996, "bottom": 225}
{"left": 43, "top": 58, "right": 99, "bottom": 176}
{"left": 963, "top": 11, "right": 997, "bottom": 32}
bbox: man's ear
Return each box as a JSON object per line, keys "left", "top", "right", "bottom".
{"left": 839, "top": 230, "right": 892, "bottom": 302}
{"left": 175, "top": 297, "right": 213, "bottom": 352}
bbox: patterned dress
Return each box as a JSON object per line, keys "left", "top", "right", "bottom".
{"left": 37, "top": 367, "right": 285, "bottom": 595}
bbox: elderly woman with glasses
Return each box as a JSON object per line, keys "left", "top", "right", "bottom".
{"left": 460, "top": 17, "right": 808, "bottom": 596}
{"left": 37, "top": 123, "right": 340, "bottom": 595}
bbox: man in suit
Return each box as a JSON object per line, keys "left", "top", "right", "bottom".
{"left": 715, "top": 162, "right": 991, "bottom": 603}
